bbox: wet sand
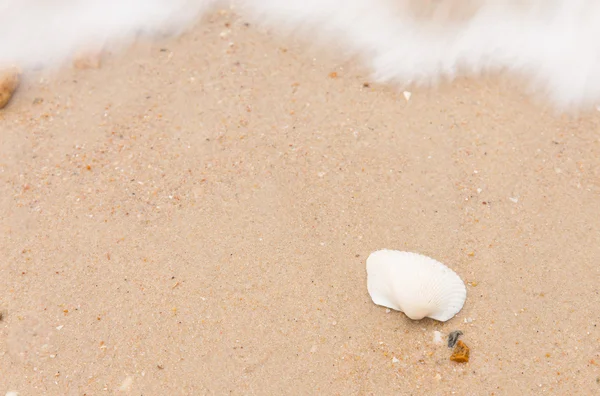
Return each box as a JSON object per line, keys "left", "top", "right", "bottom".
{"left": 1, "top": 10, "right": 600, "bottom": 395}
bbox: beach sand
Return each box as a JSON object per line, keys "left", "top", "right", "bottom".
{"left": 1, "top": 9, "right": 600, "bottom": 395}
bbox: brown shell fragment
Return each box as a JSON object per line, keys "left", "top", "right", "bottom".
{"left": 450, "top": 340, "right": 470, "bottom": 363}
{"left": 0, "top": 67, "right": 21, "bottom": 109}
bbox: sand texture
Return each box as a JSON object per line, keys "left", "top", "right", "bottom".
{"left": 1, "top": 11, "right": 600, "bottom": 395}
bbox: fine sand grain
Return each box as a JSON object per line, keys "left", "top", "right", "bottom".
{"left": 1, "top": 10, "right": 600, "bottom": 395}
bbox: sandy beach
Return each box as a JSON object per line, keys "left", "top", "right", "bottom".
{"left": 1, "top": 9, "right": 600, "bottom": 395}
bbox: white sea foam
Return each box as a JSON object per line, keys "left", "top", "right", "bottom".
{"left": 0, "top": 0, "right": 217, "bottom": 67}
{"left": 2, "top": 0, "right": 600, "bottom": 110}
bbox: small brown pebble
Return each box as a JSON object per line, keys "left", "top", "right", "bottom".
{"left": 450, "top": 340, "right": 470, "bottom": 363}
{"left": 362, "top": 82, "right": 370, "bottom": 88}
{"left": 0, "top": 67, "right": 21, "bottom": 109}
{"left": 157, "top": 364, "right": 164, "bottom": 370}
{"left": 33, "top": 97, "right": 44, "bottom": 105}
{"left": 328, "top": 71, "right": 338, "bottom": 79}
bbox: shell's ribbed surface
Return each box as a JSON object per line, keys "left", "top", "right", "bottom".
{"left": 366, "top": 249, "right": 467, "bottom": 322}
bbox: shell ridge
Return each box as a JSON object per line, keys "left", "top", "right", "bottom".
{"left": 366, "top": 249, "right": 467, "bottom": 322}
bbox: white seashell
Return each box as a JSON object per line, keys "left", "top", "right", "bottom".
{"left": 366, "top": 250, "right": 466, "bottom": 322}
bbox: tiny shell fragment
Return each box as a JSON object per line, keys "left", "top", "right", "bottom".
{"left": 0, "top": 67, "right": 21, "bottom": 109}
{"left": 450, "top": 340, "right": 470, "bottom": 363}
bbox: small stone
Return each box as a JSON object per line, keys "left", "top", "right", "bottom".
{"left": 433, "top": 331, "right": 443, "bottom": 345}
{"left": 448, "top": 330, "right": 463, "bottom": 348}
{"left": 0, "top": 67, "right": 20, "bottom": 109}
{"left": 392, "top": 357, "right": 400, "bottom": 363}
{"left": 403, "top": 91, "right": 412, "bottom": 101}
{"left": 450, "top": 340, "right": 470, "bottom": 363}
{"left": 509, "top": 197, "right": 519, "bottom": 203}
